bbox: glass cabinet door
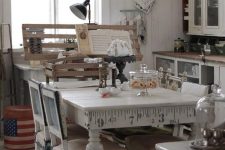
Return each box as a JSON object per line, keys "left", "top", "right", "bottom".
{"left": 194, "top": 0, "right": 202, "bottom": 26}
{"left": 206, "top": 0, "right": 219, "bottom": 26}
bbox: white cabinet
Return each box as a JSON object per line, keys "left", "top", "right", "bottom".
{"left": 154, "top": 54, "right": 215, "bottom": 85}
{"left": 154, "top": 55, "right": 201, "bottom": 84}
{"left": 154, "top": 53, "right": 225, "bottom": 94}
{"left": 155, "top": 56, "right": 175, "bottom": 75}
{"left": 177, "top": 60, "right": 200, "bottom": 83}
{"left": 189, "top": 0, "right": 203, "bottom": 34}
{"left": 214, "top": 66, "right": 225, "bottom": 93}
{"left": 220, "top": 67, "right": 225, "bottom": 93}
{"left": 188, "top": 0, "right": 225, "bottom": 36}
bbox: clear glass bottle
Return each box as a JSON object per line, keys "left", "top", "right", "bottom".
{"left": 193, "top": 84, "right": 225, "bottom": 148}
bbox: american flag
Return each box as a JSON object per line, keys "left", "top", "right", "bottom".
{"left": 4, "top": 118, "right": 35, "bottom": 150}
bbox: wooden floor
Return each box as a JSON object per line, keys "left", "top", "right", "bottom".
{"left": 0, "top": 140, "right": 5, "bottom": 150}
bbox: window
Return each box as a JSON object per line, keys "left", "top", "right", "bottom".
{"left": 11, "top": 0, "right": 97, "bottom": 49}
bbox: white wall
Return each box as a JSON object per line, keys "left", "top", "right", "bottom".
{"left": 0, "top": 0, "right": 11, "bottom": 49}
{"left": 1, "top": 0, "right": 184, "bottom": 73}
{"left": 102, "top": 0, "right": 184, "bottom": 71}
{"left": 0, "top": 0, "right": 12, "bottom": 109}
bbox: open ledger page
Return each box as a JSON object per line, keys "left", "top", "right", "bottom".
{"left": 88, "top": 30, "right": 132, "bottom": 54}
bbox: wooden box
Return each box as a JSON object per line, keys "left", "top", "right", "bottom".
{"left": 43, "top": 55, "right": 108, "bottom": 83}
{"left": 22, "top": 24, "right": 142, "bottom": 61}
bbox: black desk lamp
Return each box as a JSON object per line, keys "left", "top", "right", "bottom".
{"left": 70, "top": 0, "right": 91, "bottom": 24}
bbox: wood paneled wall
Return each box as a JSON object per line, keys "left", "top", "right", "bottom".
{"left": 102, "top": 0, "right": 185, "bottom": 70}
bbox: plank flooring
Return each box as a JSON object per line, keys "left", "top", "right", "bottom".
{"left": 0, "top": 140, "right": 5, "bottom": 150}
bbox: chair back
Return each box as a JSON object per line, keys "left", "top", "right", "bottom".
{"left": 29, "top": 79, "right": 51, "bottom": 149}
{"left": 28, "top": 79, "right": 47, "bottom": 128}
{"left": 41, "top": 86, "right": 68, "bottom": 147}
{"left": 181, "top": 82, "right": 209, "bottom": 97}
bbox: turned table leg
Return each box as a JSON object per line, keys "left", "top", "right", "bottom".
{"left": 86, "top": 129, "right": 104, "bottom": 150}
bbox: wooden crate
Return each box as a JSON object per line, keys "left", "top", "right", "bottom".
{"left": 43, "top": 55, "right": 108, "bottom": 83}
{"left": 22, "top": 24, "right": 142, "bottom": 61}
{"left": 22, "top": 24, "right": 77, "bottom": 60}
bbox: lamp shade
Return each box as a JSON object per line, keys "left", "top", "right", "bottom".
{"left": 70, "top": 4, "right": 87, "bottom": 20}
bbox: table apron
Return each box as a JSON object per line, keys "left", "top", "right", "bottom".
{"left": 72, "top": 105, "right": 196, "bottom": 130}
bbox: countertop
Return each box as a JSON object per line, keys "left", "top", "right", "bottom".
{"left": 153, "top": 51, "right": 225, "bottom": 64}
{"left": 14, "top": 63, "right": 43, "bottom": 71}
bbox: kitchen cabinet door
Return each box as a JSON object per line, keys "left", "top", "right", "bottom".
{"left": 188, "top": 0, "right": 225, "bottom": 36}
{"left": 177, "top": 60, "right": 200, "bottom": 83}
{"left": 189, "top": 0, "right": 203, "bottom": 34}
{"left": 155, "top": 57, "right": 175, "bottom": 75}
{"left": 220, "top": 66, "right": 225, "bottom": 93}
{"left": 214, "top": 66, "right": 225, "bottom": 93}
{"left": 203, "top": 0, "right": 223, "bottom": 35}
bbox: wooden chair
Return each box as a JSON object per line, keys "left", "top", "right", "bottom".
{"left": 124, "top": 70, "right": 190, "bottom": 150}
{"left": 121, "top": 68, "right": 184, "bottom": 150}
{"left": 172, "top": 82, "right": 209, "bottom": 139}
{"left": 41, "top": 86, "right": 125, "bottom": 150}
{"left": 154, "top": 82, "right": 209, "bottom": 150}
{"left": 28, "top": 79, "right": 51, "bottom": 150}
{"left": 181, "top": 81, "right": 209, "bottom": 97}
{"left": 168, "top": 81, "right": 208, "bottom": 140}
{"left": 29, "top": 80, "right": 88, "bottom": 150}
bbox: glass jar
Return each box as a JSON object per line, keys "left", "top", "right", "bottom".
{"left": 129, "top": 64, "right": 158, "bottom": 96}
{"left": 192, "top": 85, "right": 225, "bottom": 149}
{"left": 174, "top": 38, "right": 184, "bottom": 52}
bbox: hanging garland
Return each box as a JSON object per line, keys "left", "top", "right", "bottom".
{"left": 133, "top": 0, "right": 156, "bottom": 14}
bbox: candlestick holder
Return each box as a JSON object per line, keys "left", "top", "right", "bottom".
{"left": 104, "top": 55, "right": 136, "bottom": 83}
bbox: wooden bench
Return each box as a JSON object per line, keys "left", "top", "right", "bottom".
{"left": 22, "top": 24, "right": 142, "bottom": 61}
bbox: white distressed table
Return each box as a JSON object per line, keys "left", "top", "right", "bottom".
{"left": 60, "top": 87, "right": 200, "bottom": 150}
{"left": 14, "top": 64, "right": 45, "bottom": 104}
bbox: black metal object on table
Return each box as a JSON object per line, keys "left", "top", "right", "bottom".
{"left": 104, "top": 55, "right": 136, "bottom": 83}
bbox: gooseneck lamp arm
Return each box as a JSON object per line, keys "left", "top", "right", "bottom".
{"left": 83, "top": 0, "right": 91, "bottom": 24}
{"left": 88, "top": 2, "right": 91, "bottom": 24}
{"left": 83, "top": 0, "right": 90, "bottom": 6}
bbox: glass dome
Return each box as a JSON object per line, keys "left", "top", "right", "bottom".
{"left": 192, "top": 84, "right": 225, "bottom": 149}
{"left": 129, "top": 64, "right": 158, "bottom": 96}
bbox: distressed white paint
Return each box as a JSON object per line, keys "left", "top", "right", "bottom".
{"left": 102, "top": 0, "right": 184, "bottom": 71}
{"left": 155, "top": 141, "right": 192, "bottom": 150}
{"left": 61, "top": 87, "right": 198, "bottom": 150}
